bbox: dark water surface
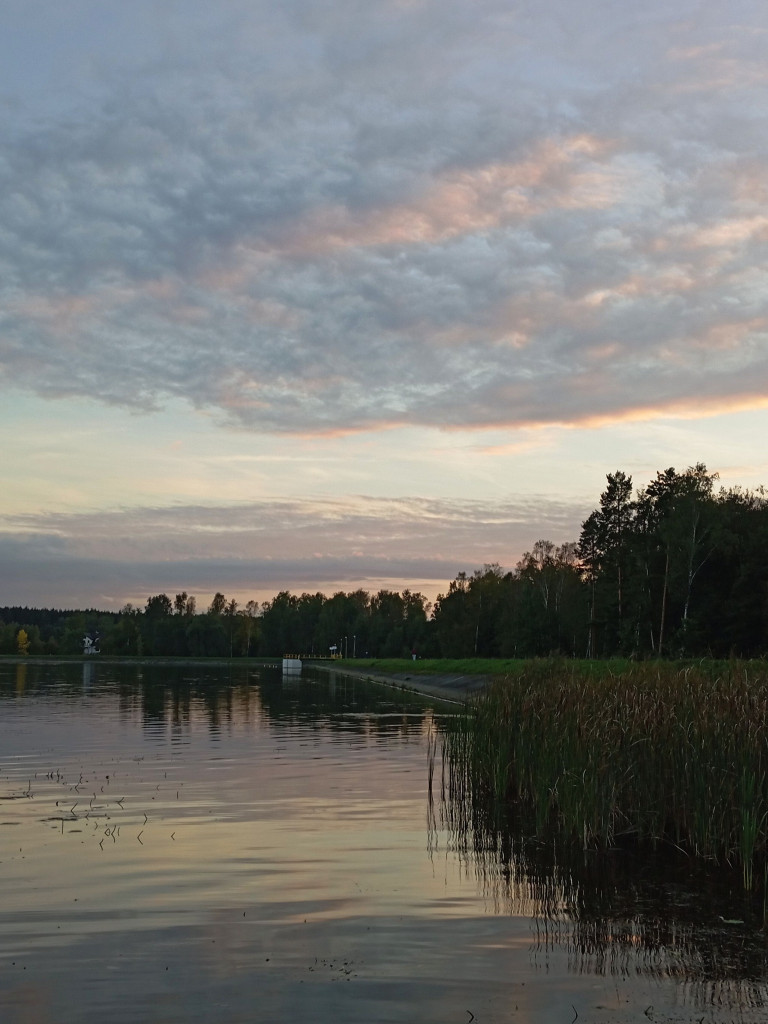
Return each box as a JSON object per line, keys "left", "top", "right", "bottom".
{"left": 1, "top": 662, "right": 767, "bottom": 1023}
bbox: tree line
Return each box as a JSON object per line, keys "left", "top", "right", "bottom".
{"left": 2, "top": 464, "right": 767, "bottom": 660}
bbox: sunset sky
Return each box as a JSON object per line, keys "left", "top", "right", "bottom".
{"left": 2, "top": 0, "right": 768, "bottom": 611}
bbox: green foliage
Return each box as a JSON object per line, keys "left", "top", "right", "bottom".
{"left": 432, "top": 555, "right": 589, "bottom": 659}
{"left": 574, "top": 463, "right": 756, "bottom": 658}
{"left": 16, "top": 627, "right": 30, "bottom": 656}
{"left": 3, "top": 461, "right": 768, "bottom": 661}
{"left": 349, "top": 656, "right": 527, "bottom": 676}
{"left": 442, "top": 660, "right": 768, "bottom": 889}
{"left": 258, "top": 587, "right": 431, "bottom": 658}
{"left": 145, "top": 593, "right": 173, "bottom": 618}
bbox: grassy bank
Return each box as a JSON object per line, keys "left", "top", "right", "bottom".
{"left": 441, "top": 659, "right": 768, "bottom": 890}
{"left": 337, "top": 656, "right": 644, "bottom": 677}
{"left": 337, "top": 657, "right": 527, "bottom": 676}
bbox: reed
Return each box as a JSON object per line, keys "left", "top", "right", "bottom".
{"left": 441, "top": 660, "right": 768, "bottom": 889}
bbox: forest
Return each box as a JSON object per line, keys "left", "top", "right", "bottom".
{"left": 2, "top": 464, "right": 767, "bottom": 660}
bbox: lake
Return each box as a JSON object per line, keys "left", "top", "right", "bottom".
{"left": 1, "top": 661, "right": 767, "bottom": 1023}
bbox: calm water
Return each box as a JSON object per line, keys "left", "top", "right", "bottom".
{"left": 1, "top": 661, "right": 767, "bottom": 1024}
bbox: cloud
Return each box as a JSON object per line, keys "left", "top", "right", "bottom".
{"left": 0, "top": 494, "right": 590, "bottom": 608}
{"left": 1, "top": 1, "right": 768, "bottom": 435}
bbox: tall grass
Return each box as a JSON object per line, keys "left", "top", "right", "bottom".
{"left": 441, "top": 660, "right": 768, "bottom": 889}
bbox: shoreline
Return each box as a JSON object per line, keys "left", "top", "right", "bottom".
{"left": 309, "top": 661, "right": 491, "bottom": 704}
{"left": 1, "top": 655, "right": 488, "bottom": 704}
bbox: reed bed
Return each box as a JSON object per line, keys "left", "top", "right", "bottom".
{"left": 441, "top": 660, "right": 768, "bottom": 889}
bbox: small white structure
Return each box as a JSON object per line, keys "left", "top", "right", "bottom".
{"left": 282, "top": 657, "right": 302, "bottom": 673}
{"left": 83, "top": 633, "right": 100, "bottom": 655}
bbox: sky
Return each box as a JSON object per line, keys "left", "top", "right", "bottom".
{"left": 2, "top": 0, "right": 768, "bottom": 612}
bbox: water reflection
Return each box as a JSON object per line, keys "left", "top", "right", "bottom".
{"left": 82, "top": 660, "right": 94, "bottom": 690}
{"left": 0, "top": 662, "right": 465, "bottom": 1024}
{"left": 432, "top": 739, "right": 768, "bottom": 1010}
{"left": 3, "top": 661, "right": 768, "bottom": 1023}
{"left": 0, "top": 662, "right": 431, "bottom": 740}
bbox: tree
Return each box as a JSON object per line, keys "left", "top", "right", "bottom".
{"left": 296, "top": 593, "right": 327, "bottom": 655}
{"left": 240, "top": 600, "right": 261, "bottom": 657}
{"left": 578, "top": 471, "right": 635, "bottom": 654}
{"left": 401, "top": 589, "right": 431, "bottom": 657}
{"left": 700, "top": 485, "right": 768, "bottom": 656}
{"left": 16, "top": 628, "right": 30, "bottom": 656}
{"left": 260, "top": 591, "right": 300, "bottom": 655}
{"left": 145, "top": 594, "right": 173, "bottom": 618}
{"left": 432, "top": 573, "right": 477, "bottom": 657}
{"left": 118, "top": 604, "right": 142, "bottom": 655}
{"left": 512, "top": 544, "right": 586, "bottom": 656}
{"left": 224, "top": 598, "right": 238, "bottom": 657}
{"left": 670, "top": 464, "right": 718, "bottom": 632}
{"left": 316, "top": 591, "right": 368, "bottom": 657}
{"left": 142, "top": 594, "right": 175, "bottom": 654}
{"left": 643, "top": 464, "right": 718, "bottom": 655}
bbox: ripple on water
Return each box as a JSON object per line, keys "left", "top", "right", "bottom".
{"left": 1, "top": 662, "right": 767, "bottom": 1024}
